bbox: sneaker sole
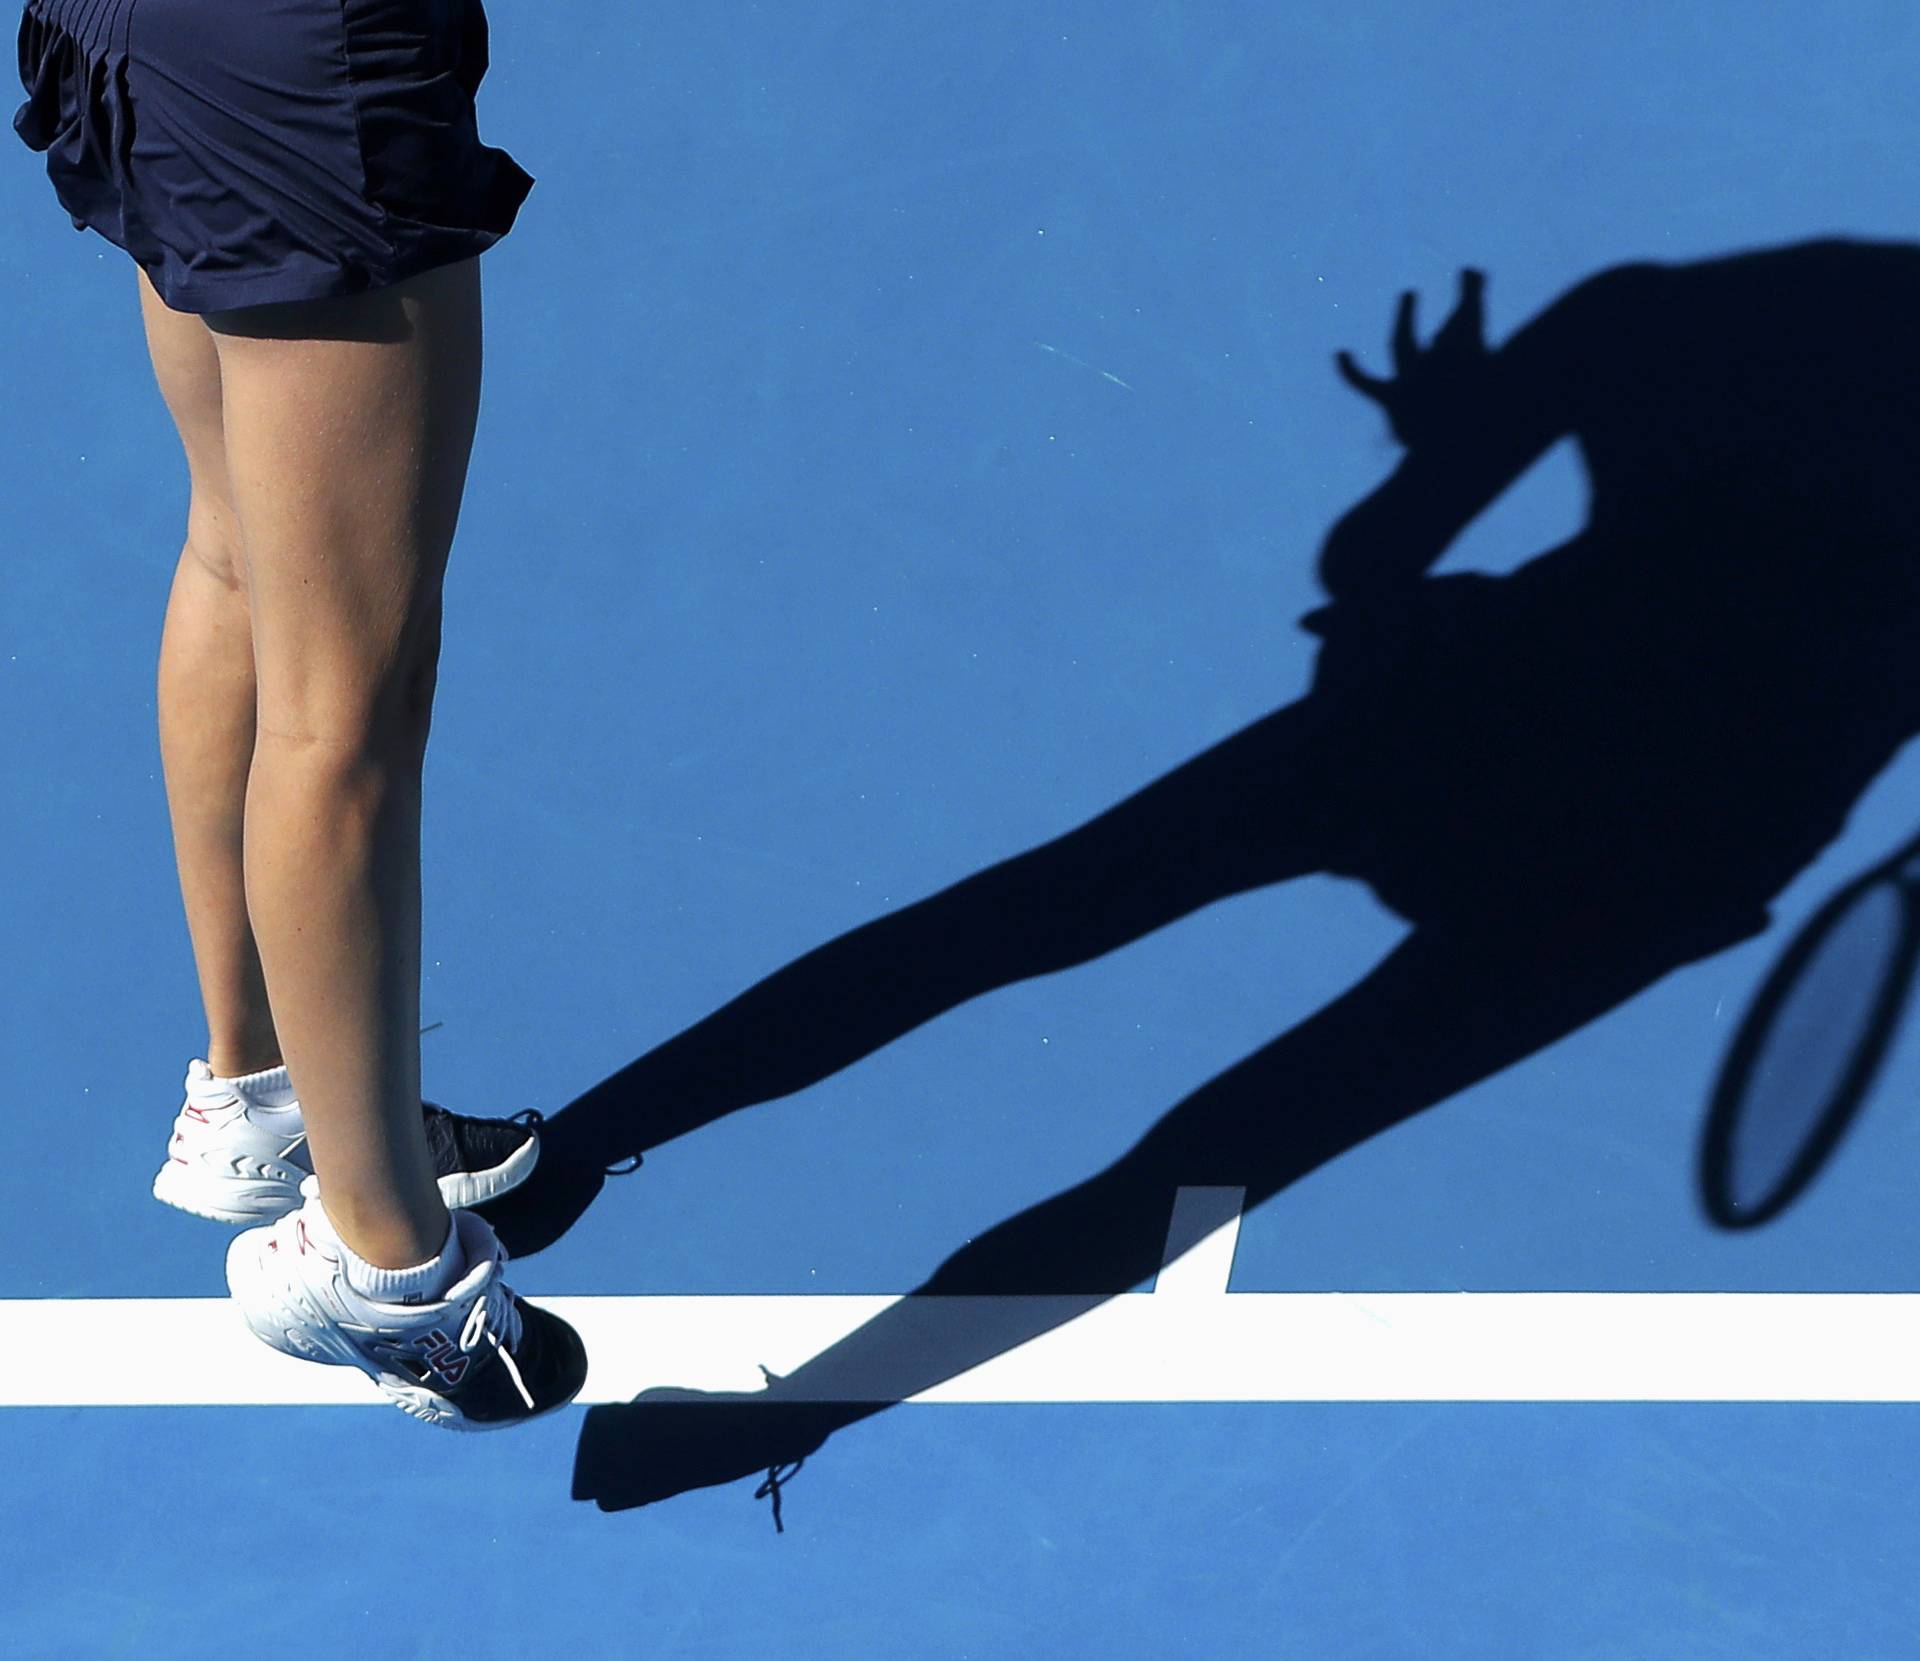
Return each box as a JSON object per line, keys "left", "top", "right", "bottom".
{"left": 155, "top": 1132, "right": 541, "bottom": 1225}
{"left": 378, "top": 1375, "right": 585, "bottom": 1432}
{"left": 151, "top": 1161, "right": 301, "bottom": 1225}
{"left": 436, "top": 1132, "right": 540, "bottom": 1211}
{"left": 224, "top": 1231, "right": 585, "bottom": 1431}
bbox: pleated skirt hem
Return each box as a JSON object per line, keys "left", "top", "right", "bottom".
{"left": 13, "top": 0, "right": 534, "bottom": 313}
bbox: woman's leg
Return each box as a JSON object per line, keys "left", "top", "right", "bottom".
{"left": 140, "top": 268, "right": 283, "bottom": 1081}
{"left": 203, "top": 256, "right": 484, "bottom": 1271}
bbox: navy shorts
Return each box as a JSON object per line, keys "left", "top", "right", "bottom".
{"left": 12, "top": 0, "right": 533, "bottom": 313}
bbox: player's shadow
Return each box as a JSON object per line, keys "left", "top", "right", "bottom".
{"left": 471, "top": 237, "right": 1920, "bottom": 1513}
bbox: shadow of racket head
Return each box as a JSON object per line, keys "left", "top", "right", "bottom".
{"left": 1699, "top": 831, "right": 1920, "bottom": 1228}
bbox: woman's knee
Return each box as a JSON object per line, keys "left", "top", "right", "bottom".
{"left": 253, "top": 613, "right": 442, "bottom": 752}
{"left": 180, "top": 502, "right": 250, "bottom": 594}
{"left": 395, "top": 616, "right": 443, "bottom": 736}
{"left": 203, "top": 266, "right": 476, "bottom": 752}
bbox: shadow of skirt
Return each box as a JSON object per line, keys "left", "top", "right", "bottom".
{"left": 12, "top": 0, "right": 533, "bottom": 312}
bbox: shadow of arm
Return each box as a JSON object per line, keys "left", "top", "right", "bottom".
{"left": 1316, "top": 267, "right": 1642, "bottom": 602}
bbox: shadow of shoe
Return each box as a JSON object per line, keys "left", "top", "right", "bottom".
{"left": 473, "top": 1111, "right": 626, "bottom": 1256}
{"left": 571, "top": 1385, "right": 840, "bottom": 1527}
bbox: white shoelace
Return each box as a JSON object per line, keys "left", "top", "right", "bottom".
{"left": 457, "top": 1267, "right": 534, "bottom": 1412}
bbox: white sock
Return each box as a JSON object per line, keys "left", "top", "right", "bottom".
{"left": 308, "top": 1196, "right": 467, "bottom": 1306}
{"left": 211, "top": 1062, "right": 301, "bottom": 1119}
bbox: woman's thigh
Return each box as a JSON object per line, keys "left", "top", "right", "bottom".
{"left": 201, "top": 256, "right": 484, "bottom": 743}
{"left": 137, "top": 267, "right": 247, "bottom": 585}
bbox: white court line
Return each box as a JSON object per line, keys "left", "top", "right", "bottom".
{"left": 4, "top": 1188, "right": 1919, "bottom": 1406}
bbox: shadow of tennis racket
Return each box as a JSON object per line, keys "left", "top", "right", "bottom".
{"left": 1700, "top": 826, "right": 1920, "bottom": 1228}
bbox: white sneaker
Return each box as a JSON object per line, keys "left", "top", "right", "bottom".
{"left": 152, "top": 1060, "right": 312, "bottom": 1224}
{"left": 225, "top": 1177, "right": 588, "bottom": 1431}
{"left": 154, "top": 1058, "right": 542, "bottom": 1225}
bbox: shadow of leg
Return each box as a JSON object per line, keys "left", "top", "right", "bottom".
{"left": 572, "top": 907, "right": 1733, "bottom": 1515}
{"left": 495, "top": 700, "right": 1344, "bottom": 1254}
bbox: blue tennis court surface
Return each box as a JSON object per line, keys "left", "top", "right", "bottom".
{"left": 9, "top": 2, "right": 1920, "bottom": 1655}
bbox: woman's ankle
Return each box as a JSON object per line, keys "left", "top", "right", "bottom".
{"left": 207, "top": 1045, "right": 286, "bottom": 1079}
{"left": 316, "top": 1185, "right": 454, "bottom": 1272}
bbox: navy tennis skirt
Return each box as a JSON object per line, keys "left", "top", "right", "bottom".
{"left": 12, "top": 0, "right": 533, "bottom": 313}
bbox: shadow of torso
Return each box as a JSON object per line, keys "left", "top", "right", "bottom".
{"left": 1302, "top": 239, "right": 1920, "bottom": 942}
